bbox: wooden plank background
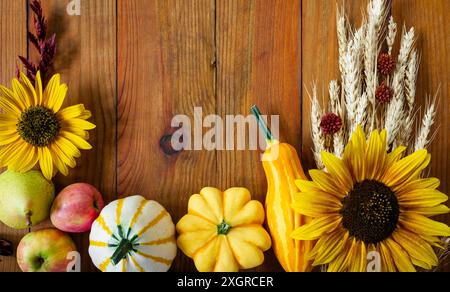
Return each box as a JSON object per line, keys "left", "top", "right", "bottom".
{"left": 0, "top": 0, "right": 448, "bottom": 272}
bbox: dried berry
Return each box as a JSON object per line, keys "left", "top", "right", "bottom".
{"left": 320, "top": 113, "right": 343, "bottom": 135}
{"left": 376, "top": 83, "right": 394, "bottom": 104}
{"left": 378, "top": 53, "right": 396, "bottom": 76}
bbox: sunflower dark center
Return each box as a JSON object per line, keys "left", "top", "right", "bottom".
{"left": 17, "top": 106, "right": 60, "bottom": 147}
{"left": 341, "top": 180, "right": 399, "bottom": 244}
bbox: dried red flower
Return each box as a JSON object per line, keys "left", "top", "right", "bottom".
{"left": 378, "top": 53, "right": 396, "bottom": 76}
{"left": 17, "top": 0, "right": 56, "bottom": 85}
{"left": 376, "top": 83, "right": 394, "bottom": 104}
{"left": 320, "top": 113, "right": 343, "bottom": 135}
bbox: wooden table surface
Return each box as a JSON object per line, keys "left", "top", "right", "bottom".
{"left": 0, "top": 0, "right": 448, "bottom": 272}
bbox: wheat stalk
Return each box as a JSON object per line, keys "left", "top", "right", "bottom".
{"left": 310, "top": 85, "right": 326, "bottom": 169}
{"left": 398, "top": 27, "right": 416, "bottom": 68}
{"left": 395, "top": 110, "right": 415, "bottom": 148}
{"left": 385, "top": 65, "right": 406, "bottom": 145}
{"left": 344, "top": 28, "right": 364, "bottom": 136}
{"left": 406, "top": 50, "right": 419, "bottom": 110}
{"left": 355, "top": 92, "right": 369, "bottom": 131}
{"left": 385, "top": 28, "right": 416, "bottom": 145}
{"left": 329, "top": 81, "right": 346, "bottom": 157}
{"left": 329, "top": 80, "right": 341, "bottom": 115}
{"left": 415, "top": 95, "right": 437, "bottom": 151}
{"left": 386, "top": 16, "right": 397, "bottom": 55}
{"left": 337, "top": 7, "right": 347, "bottom": 79}
{"left": 364, "top": 0, "right": 388, "bottom": 131}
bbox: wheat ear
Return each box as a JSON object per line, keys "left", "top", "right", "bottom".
{"left": 310, "top": 85, "right": 325, "bottom": 169}
{"left": 386, "top": 16, "right": 398, "bottom": 55}
{"left": 329, "top": 81, "right": 345, "bottom": 157}
{"left": 415, "top": 95, "right": 438, "bottom": 151}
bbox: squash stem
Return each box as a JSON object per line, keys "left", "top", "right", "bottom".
{"left": 251, "top": 105, "right": 274, "bottom": 142}
{"left": 111, "top": 239, "right": 134, "bottom": 266}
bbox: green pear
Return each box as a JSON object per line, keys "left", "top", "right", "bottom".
{"left": 0, "top": 171, "right": 55, "bottom": 230}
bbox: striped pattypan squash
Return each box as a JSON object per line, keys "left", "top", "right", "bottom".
{"left": 88, "top": 196, "right": 177, "bottom": 272}
{"left": 177, "top": 187, "right": 272, "bottom": 272}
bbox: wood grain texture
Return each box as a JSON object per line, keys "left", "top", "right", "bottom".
{"left": 216, "top": 0, "right": 300, "bottom": 272}
{"left": 29, "top": 0, "right": 117, "bottom": 272}
{"left": 118, "top": 0, "right": 216, "bottom": 272}
{"left": 0, "top": 0, "right": 27, "bottom": 273}
{"left": 392, "top": 0, "right": 450, "bottom": 271}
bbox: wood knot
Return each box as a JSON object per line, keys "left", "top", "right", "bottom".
{"left": 160, "top": 129, "right": 183, "bottom": 156}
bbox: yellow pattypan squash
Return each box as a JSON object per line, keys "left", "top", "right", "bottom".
{"left": 176, "top": 187, "right": 272, "bottom": 272}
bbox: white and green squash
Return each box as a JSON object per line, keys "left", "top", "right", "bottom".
{"left": 88, "top": 196, "right": 177, "bottom": 272}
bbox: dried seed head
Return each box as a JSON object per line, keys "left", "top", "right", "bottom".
{"left": 341, "top": 180, "right": 400, "bottom": 244}
{"left": 17, "top": 106, "right": 60, "bottom": 147}
{"left": 376, "top": 83, "right": 394, "bottom": 104}
{"left": 320, "top": 113, "right": 343, "bottom": 135}
{"left": 378, "top": 53, "right": 396, "bottom": 75}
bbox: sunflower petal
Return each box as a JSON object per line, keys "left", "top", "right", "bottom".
{"left": 365, "top": 130, "right": 387, "bottom": 181}
{"left": 0, "top": 133, "right": 20, "bottom": 146}
{"left": 349, "top": 241, "right": 367, "bottom": 272}
{"left": 38, "top": 147, "right": 54, "bottom": 180}
{"left": 61, "top": 119, "right": 96, "bottom": 130}
{"left": 19, "top": 146, "right": 39, "bottom": 173}
{"left": 0, "top": 93, "right": 21, "bottom": 115}
{"left": 309, "top": 170, "right": 347, "bottom": 198}
{"left": 400, "top": 213, "right": 450, "bottom": 237}
{"left": 52, "top": 83, "right": 68, "bottom": 112}
{"left": 19, "top": 72, "right": 38, "bottom": 106}
{"left": 344, "top": 125, "right": 366, "bottom": 182}
{"left": 291, "top": 215, "right": 341, "bottom": 241}
{"left": 382, "top": 150, "right": 429, "bottom": 187}
{"left": 322, "top": 151, "right": 353, "bottom": 191}
{"left": 292, "top": 191, "right": 342, "bottom": 217}
{"left": 0, "top": 142, "right": 20, "bottom": 167}
{"left": 0, "top": 85, "right": 25, "bottom": 111}
{"left": 327, "top": 238, "right": 353, "bottom": 272}
{"left": 58, "top": 104, "right": 86, "bottom": 120}
{"left": 394, "top": 178, "right": 440, "bottom": 196}
{"left": 398, "top": 189, "right": 448, "bottom": 208}
{"left": 384, "top": 146, "right": 406, "bottom": 170}
{"left": 48, "top": 144, "right": 70, "bottom": 176}
{"left": 379, "top": 242, "right": 396, "bottom": 272}
{"left": 43, "top": 74, "right": 61, "bottom": 109}
{"left": 35, "top": 71, "right": 43, "bottom": 105}
{"left": 6, "top": 141, "right": 28, "bottom": 171}
{"left": 12, "top": 78, "right": 31, "bottom": 109}
{"left": 392, "top": 229, "right": 438, "bottom": 269}
{"left": 78, "top": 110, "right": 92, "bottom": 120}
{"left": 61, "top": 131, "right": 93, "bottom": 150}
{"left": 312, "top": 229, "right": 348, "bottom": 266}
{"left": 385, "top": 238, "right": 416, "bottom": 272}
{"left": 405, "top": 205, "right": 450, "bottom": 217}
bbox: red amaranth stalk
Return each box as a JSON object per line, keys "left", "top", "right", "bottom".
{"left": 17, "top": 0, "right": 57, "bottom": 85}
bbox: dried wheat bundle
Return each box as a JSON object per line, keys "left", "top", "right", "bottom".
{"left": 310, "top": 0, "right": 438, "bottom": 167}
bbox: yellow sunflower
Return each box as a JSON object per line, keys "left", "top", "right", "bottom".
{"left": 0, "top": 72, "right": 95, "bottom": 180}
{"left": 292, "top": 126, "right": 450, "bottom": 272}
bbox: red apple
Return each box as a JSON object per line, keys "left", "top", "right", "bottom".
{"left": 51, "top": 183, "right": 104, "bottom": 233}
{"left": 17, "top": 229, "right": 77, "bottom": 272}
